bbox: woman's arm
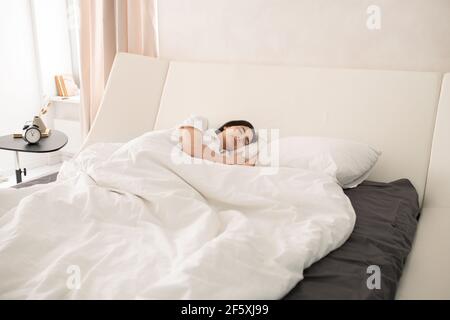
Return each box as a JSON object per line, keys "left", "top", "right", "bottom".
{"left": 180, "top": 126, "right": 223, "bottom": 163}
{"left": 179, "top": 127, "right": 252, "bottom": 165}
{"left": 179, "top": 126, "right": 203, "bottom": 158}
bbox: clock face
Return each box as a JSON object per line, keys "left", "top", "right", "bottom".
{"left": 25, "top": 127, "right": 41, "bottom": 144}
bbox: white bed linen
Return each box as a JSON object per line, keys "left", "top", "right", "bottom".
{"left": 0, "top": 129, "right": 355, "bottom": 299}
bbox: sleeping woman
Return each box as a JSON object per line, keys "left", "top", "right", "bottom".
{"left": 178, "top": 115, "right": 258, "bottom": 166}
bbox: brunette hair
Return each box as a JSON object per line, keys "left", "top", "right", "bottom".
{"left": 216, "top": 120, "right": 257, "bottom": 143}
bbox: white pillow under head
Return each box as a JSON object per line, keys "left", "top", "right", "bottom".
{"left": 258, "top": 136, "right": 381, "bottom": 189}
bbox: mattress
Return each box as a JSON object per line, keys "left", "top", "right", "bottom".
{"left": 283, "top": 179, "right": 420, "bottom": 299}
{"left": 14, "top": 175, "right": 419, "bottom": 300}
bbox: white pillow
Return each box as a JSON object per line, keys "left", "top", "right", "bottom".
{"left": 258, "top": 136, "right": 381, "bottom": 188}
{"left": 234, "top": 142, "right": 260, "bottom": 160}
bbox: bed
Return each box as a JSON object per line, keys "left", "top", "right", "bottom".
{"left": 13, "top": 174, "right": 420, "bottom": 299}
{"left": 2, "top": 53, "right": 450, "bottom": 299}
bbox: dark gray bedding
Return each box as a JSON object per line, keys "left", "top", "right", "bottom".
{"left": 283, "top": 179, "right": 420, "bottom": 300}
{"left": 14, "top": 174, "right": 419, "bottom": 300}
{"left": 12, "top": 172, "right": 58, "bottom": 189}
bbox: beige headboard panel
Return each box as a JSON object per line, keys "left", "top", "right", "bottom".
{"left": 83, "top": 54, "right": 443, "bottom": 204}
{"left": 423, "top": 73, "right": 450, "bottom": 208}
{"left": 83, "top": 53, "right": 169, "bottom": 147}
{"left": 155, "top": 61, "right": 442, "bottom": 203}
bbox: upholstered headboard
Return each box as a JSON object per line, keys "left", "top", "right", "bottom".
{"left": 83, "top": 53, "right": 445, "bottom": 205}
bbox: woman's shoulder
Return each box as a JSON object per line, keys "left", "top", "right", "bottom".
{"left": 178, "top": 115, "right": 208, "bottom": 131}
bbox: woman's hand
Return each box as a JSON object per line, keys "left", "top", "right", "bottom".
{"left": 244, "top": 155, "right": 257, "bottom": 166}
{"left": 224, "top": 151, "right": 256, "bottom": 166}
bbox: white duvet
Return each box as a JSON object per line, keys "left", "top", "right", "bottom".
{"left": 0, "top": 129, "right": 355, "bottom": 299}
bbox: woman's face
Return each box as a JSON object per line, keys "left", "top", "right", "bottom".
{"left": 222, "top": 125, "right": 254, "bottom": 151}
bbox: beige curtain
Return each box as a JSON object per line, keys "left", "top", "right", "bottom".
{"left": 79, "top": 0, "right": 158, "bottom": 137}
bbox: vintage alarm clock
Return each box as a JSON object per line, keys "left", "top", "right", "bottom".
{"left": 17, "top": 116, "right": 50, "bottom": 144}
{"left": 22, "top": 122, "right": 42, "bottom": 144}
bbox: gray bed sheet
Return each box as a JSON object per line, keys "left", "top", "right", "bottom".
{"left": 14, "top": 174, "right": 420, "bottom": 300}
{"left": 283, "top": 179, "right": 420, "bottom": 300}
{"left": 12, "top": 172, "right": 58, "bottom": 189}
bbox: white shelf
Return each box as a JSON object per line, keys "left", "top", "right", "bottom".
{"left": 49, "top": 95, "right": 80, "bottom": 104}
{"left": 53, "top": 119, "right": 81, "bottom": 155}
{"left": 49, "top": 95, "right": 81, "bottom": 122}
{"left": 45, "top": 95, "right": 82, "bottom": 157}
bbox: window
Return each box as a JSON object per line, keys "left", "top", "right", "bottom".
{"left": 30, "top": 0, "right": 81, "bottom": 98}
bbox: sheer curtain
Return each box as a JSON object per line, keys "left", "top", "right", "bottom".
{"left": 79, "top": 0, "right": 158, "bottom": 137}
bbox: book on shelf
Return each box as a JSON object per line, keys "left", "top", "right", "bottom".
{"left": 54, "top": 74, "right": 80, "bottom": 97}
{"left": 55, "top": 75, "right": 64, "bottom": 96}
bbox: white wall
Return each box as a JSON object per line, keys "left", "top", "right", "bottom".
{"left": 0, "top": 0, "right": 45, "bottom": 178}
{"left": 158, "top": 0, "right": 450, "bottom": 72}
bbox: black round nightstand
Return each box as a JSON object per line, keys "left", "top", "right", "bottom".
{"left": 0, "top": 130, "right": 68, "bottom": 183}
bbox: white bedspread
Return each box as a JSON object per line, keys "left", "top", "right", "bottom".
{"left": 0, "top": 129, "right": 355, "bottom": 299}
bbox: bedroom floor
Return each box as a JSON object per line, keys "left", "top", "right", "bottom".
{"left": 0, "top": 163, "right": 61, "bottom": 189}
